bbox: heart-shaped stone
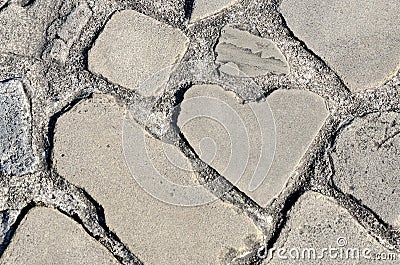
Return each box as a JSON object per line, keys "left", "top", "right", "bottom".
{"left": 178, "top": 85, "right": 329, "bottom": 206}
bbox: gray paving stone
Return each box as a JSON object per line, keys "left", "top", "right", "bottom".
{"left": 53, "top": 94, "right": 262, "bottom": 265}
{"left": 190, "top": 0, "right": 238, "bottom": 22}
{"left": 0, "top": 79, "right": 36, "bottom": 176}
{"left": 280, "top": 0, "right": 400, "bottom": 91}
{"left": 178, "top": 85, "right": 328, "bottom": 206}
{"left": 332, "top": 112, "right": 400, "bottom": 226}
{"left": 215, "top": 25, "right": 290, "bottom": 77}
{"left": 88, "top": 10, "right": 189, "bottom": 96}
{"left": 0, "top": 0, "right": 61, "bottom": 57}
{"left": 0, "top": 207, "right": 119, "bottom": 265}
{"left": 266, "top": 192, "right": 398, "bottom": 264}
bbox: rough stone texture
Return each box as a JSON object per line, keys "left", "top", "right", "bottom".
{"left": 0, "top": 0, "right": 399, "bottom": 264}
{"left": 117, "top": 0, "right": 186, "bottom": 25}
{"left": 178, "top": 85, "right": 328, "bottom": 206}
{"left": 0, "top": 79, "right": 35, "bottom": 176}
{"left": 267, "top": 192, "right": 398, "bottom": 264}
{"left": 123, "top": 114, "right": 217, "bottom": 206}
{"left": 49, "top": 1, "right": 92, "bottom": 64}
{"left": 190, "top": 0, "right": 238, "bottom": 22}
{"left": 53, "top": 94, "right": 262, "bottom": 265}
{"left": 215, "top": 25, "right": 290, "bottom": 77}
{"left": 0, "top": 207, "right": 119, "bottom": 265}
{"left": 88, "top": 10, "right": 189, "bottom": 96}
{"left": 332, "top": 112, "right": 400, "bottom": 226}
{"left": 280, "top": 0, "right": 400, "bottom": 91}
{"left": 0, "top": 210, "right": 19, "bottom": 253}
{"left": 0, "top": 0, "right": 61, "bottom": 57}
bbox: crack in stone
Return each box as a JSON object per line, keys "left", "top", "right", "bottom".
{"left": 0, "top": 0, "right": 399, "bottom": 264}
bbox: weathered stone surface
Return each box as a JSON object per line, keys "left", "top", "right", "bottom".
{"left": 332, "top": 113, "right": 400, "bottom": 226}
{"left": 178, "top": 85, "right": 328, "bottom": 206}
{"left": 280, "top": 0, "right": 400, "bottom": 91}
{"left": 0, "top": 79, "right": 35, "bottom": 176}
{"left": 0, "top": 209, "right": 19, "bottom": 253}
{"left": 1, "top": 0, "right": 32, "bottom": 7}
{"left": 88, "top": 10, "right": 189, "bottom": 96}
{"left": 123, "top": 116, "right": 217, "bottom": 206}
{"left": 0, "top": 207, "right": 119, "bottom": 265}
{"left": 119, "top": 0, "right": 186, "bottom": 24}
{"left": 190, "top": 0, "right": 238, "bottom": 22}
{"left": 0, "top": 0, "right": 61, "bottom": 57}
{"left": 266, "top": 89, "right": 328, "bottom": 201}
{"left": 53, "top": 94, "right": 262, "bottom": 265}
{"left": 267, "top": 192, "right": 398, "bottom": 264}
{"left": 215, "top": 25, "right": 289, "bottom": 77}
{"left": 49, "top": 1, "right": 92, "bottom": 63}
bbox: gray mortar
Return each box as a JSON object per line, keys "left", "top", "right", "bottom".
{"left": 0, "top": 0, "right": 399, "bottom": 264}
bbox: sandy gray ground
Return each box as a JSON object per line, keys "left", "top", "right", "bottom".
{"left": 0, "top": 0, "right": 399, "bottom": 264}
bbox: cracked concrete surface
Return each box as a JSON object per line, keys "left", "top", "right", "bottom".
{"left": 0, "top": 0, "right": 399, "bottom": 264}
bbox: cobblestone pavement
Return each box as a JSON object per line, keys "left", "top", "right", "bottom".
{"left": 0, "top": 0, "right": 399, "bottom": 264}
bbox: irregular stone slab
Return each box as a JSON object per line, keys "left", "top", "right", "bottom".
{"left": 0, "top": 0, "right": 62, "bottom": 57}
{"left": 190, "top": 0, "right": 238, "bottom": 22}
{"left": 215, "top": 25, "right": 289, "bottom": 77}
{"left": 53, "top": 94, "right": 262, "bottom": 265}
{"left": 332, "top": 113, "right": 400, "bottom": 226}
{"left": 49, "top": 1, "right": 92, "bottom": 63}
{"left": 88, "top": 10, "right": 189, "bottom": 96}
{"left": 178, "top": 85, "right": 328, "bottom": 206}
{"left": 266, "top": 192, "right": 398, "bottom": 264}
{"left": 280, "top": 0, "right": 400, "bottom": 91}
{"left": 0, "top": 207, "right": 119, "bottom": 265}
{"left": 0, "top": 79, "right": 36, "bottom": 176}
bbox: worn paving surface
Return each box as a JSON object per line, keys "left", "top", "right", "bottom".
{"left": 0, "top": 0, "right": 399, "bottom": 264}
